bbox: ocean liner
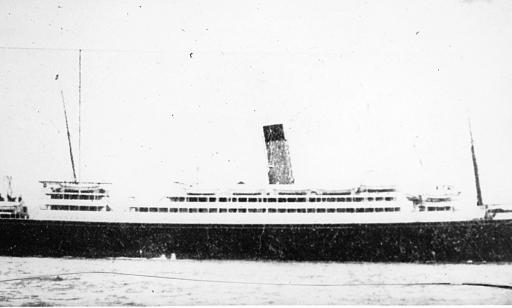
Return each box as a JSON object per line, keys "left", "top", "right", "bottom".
{"left": 1, "top": 51, "right": 512, "bottom": 261}
{"left": 1, "top": 120, "right": 512, "bottom": 261}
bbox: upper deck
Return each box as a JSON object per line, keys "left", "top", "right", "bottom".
{"left": 40, "top": 181, "right": 111, "bottom": 211}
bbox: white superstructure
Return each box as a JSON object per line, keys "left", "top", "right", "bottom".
{"left": 35, "top": 181, "right": 487, "bottom": 224}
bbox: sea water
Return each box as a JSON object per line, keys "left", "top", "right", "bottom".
{"left": 0, "top": 256, "right": 511, "bottom": 305}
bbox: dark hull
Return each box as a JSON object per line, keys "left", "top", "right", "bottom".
{"left": 1, "top": 218, "right": 512, "bottom": 262}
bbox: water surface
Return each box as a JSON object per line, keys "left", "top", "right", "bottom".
{"left": 0, "top": 257, "right": 511, "bottom": 305}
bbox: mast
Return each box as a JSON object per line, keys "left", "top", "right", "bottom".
{"left": 61, "top": 90, "right": 78, "bottom": 182}
{"left": 78, "top": 49, "right": 82, "bottom": 181}
{"left": 469, "top": 119, "right": 483, "bottom": 206}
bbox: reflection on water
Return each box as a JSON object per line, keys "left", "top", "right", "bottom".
{"left": 0, "top": 257, "right": 511, "bottom": 305}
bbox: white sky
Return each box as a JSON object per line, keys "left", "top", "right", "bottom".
{"left": 1, "top": 0, "right": 511, "bottom": 210}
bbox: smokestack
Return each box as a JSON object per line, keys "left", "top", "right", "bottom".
{"left": 263, "top": 124, "right": 294, "bottom": 185}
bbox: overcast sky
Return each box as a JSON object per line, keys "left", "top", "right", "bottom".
{"left": 1, "top": 0, "right": 511, "bottom": 209}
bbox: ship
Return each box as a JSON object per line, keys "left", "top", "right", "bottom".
{"left": 1, "top": 121, "right": 512, "bottom": 261}
{"left": 1, "top": 51, "right": 512, "bottom": 261}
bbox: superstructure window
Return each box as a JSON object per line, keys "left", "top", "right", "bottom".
{"left": 219, "top": 197, "right": 227, "bottom": 202}
{"left": 278, "top": 208, "right": 286, "bottom": 213}
{"left": 385, "top": 208, "right": 394, "bottom": 212}
{"left": 354, "top": 197, "right": 363, "bottom": 202}
{"left": 287, "top": 209, "right": 296, "bottom": 213}
{"left": 375, "top": 208, "right": 384, "bottom": 212}
{"left": 307, "top": 208, "right": 315, "bottom": 213}
{"left": 209, "top": 208, "right": 217, "bottom": 213}
{"left": 297, "top": 208, "right": 306, "bottom": 213}
{"left": 376, "top": 197, "right": 384, "bottom": 201}
{"left": 198, "top": 197, "right": 207, "bottom": 202}
{"left": 268, "top": 208, "right": 277, "bottom": 213}
{"left": 229, "top": 208, "right": 237, "bottom": 213}
{"left": 150, "top": 208, "right": 158, "bottom": 212}
{"left": 316, "top": 208, "right": 326, "bottom": 213}
{"left": 169, "top": 208, "right": 178, "bottom": 213}
{"left": 364, "top": 208, "right": 374, "bottom": 212}
{"left": 385, "top": 197, "right": 394, "bottom": 201}
{"left": 336, "top": 197, "right": 345, "bottom": 202}
{"left": 309, "top": 198, "right": 316, "bottom": 202}
{"left": 158, "top": 208, "right": 168, "bottom": 213}
{"left": 179, "top": 208, "right": 187, "bottom": 213}
{"left": 238, "top": 208, "right": 247, "bottom": 213}
{"left": 278, "top": 198, "right": 286, "bottom": 203}
{"left": 428, "top": 207, "right": 449, "bottom": 211}
{"left": 140, "top": 207, "right": 148, "bottom": 212}
{"left": 188, "top": 197, "right": 198, "bottom": 202}
{"left": 199, "top": 208, "right": 208, "bottom": 213}
{"left": 189, "top": 208, "right": 198, "bottom": 213}
{"left": 367, "top": 197, "right": 374, "bottom": 201}
{"left": 356, "top": 208, "right": 364, "bottom": 213}
{"left": 268, "top": 198, "right": 277, "bottom": 202}
{"left": 238, "top": 198, "right": 247, "bottom": 202}
{"left": 248, "top": 198, "right": 257, "bottom": 202}
{"left": 336, "top": 208, "right": 346, "bottom": 212}
{"left": 219, "top": 208, "right": 227, "bottom": 213}
{"left": 209, "top": 197, "right": 216, "bottom": 202}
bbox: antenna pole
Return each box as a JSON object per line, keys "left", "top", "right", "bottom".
{"left": 469, "top": 119, "right": 483, "bottom": 206}
{"left": 61, "top": 90, "right": 78, "bottom": 182}
{"left": 78, "top": 49, "right": 82, "bottom": 182}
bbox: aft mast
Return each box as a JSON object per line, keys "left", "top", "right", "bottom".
{"left": 469, "top": 119, "right": 483, "bottom": 206}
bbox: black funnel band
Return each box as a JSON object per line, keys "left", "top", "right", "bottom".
{"left": 263, "top": 124, "right": 286, "bottom": 143}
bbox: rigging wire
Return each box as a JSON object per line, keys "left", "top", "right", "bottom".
{"left": 0, "top": 45, "right": 171, "bottom": 54}
{"left": 78, "top": 48, "right": 82, "bottom": 182}
{"left": 0, "top": 45, "right": 347, "bottom": 56}
{"left": 0, "top": 271, "right": 511, "bottom": 290}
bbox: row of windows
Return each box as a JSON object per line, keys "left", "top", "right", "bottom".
{"left": 168, "top": 196, "right": 396, "bottom": 203}
{"left": 51, "top": 189, "right": 107, "bottom": 194}
{"left": 49, "top": 205, "right": 104, "bottom": 211}
{"left": 428, "top": 206, "right": 452, "bottom": 212}
{"left": 130, "top": 207, "right": 402, "bottom": 213}
{"left": 49, "top": 194, "right": 106, "bottom": 200}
